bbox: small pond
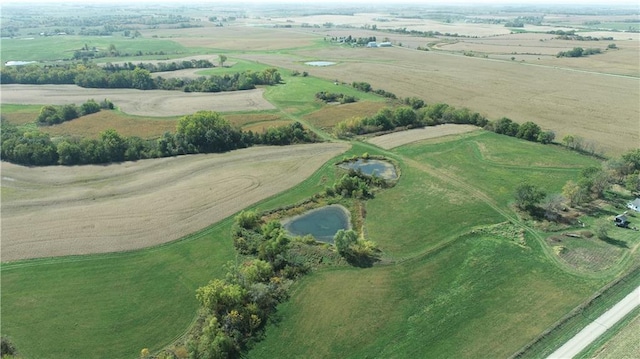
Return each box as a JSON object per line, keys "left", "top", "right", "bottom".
{"left": 338, "top": 159, "right": 398, "bottom": 180}
{"left": 282, "top": 204, "right": 351, "bottom": 243}
{"left": 305, "top": 61, "right": 336, "bottom": 67}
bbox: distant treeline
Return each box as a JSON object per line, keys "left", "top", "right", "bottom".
{"left": 0, "top": 64, "right": 282, "bottom": 92}
{"left": 315, "top": 91, "right": 357, "bottom": 104}
{"left": 352, "top": 81, "right": 397, "bottom": 99}
{"left": 102, "top": 59, "right": 214, "bottom": 73}
{"left": 1, "top": 111, "right": 317, "bottom": 166}
{"left": 556, "top": 47, "right": 602, "bottom": 58}
{"left": 334, "top": 101, "right": 555, "bottom": 145}
{"left": 36, "top": 99, "right": 114, "bottom": 126}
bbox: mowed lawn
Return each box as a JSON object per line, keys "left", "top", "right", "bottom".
{"left": 249, "top": 132, "right": 610, "bottom": 358}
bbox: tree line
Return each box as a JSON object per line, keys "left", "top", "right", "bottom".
{"left": 1, "top": 111, "right": 317, "bottom": 166}
{"left": 333, "top": 99, "right": 555, "bottom": 146}
{"left": 36, "top": 99, "right": 114, "bottom": 126}
{"left": 0, "top": 64, "right": 282, "bottom": 93}
{"left": 315, "top": 91, "right": 358, "bottom": 104}
{"left": 556, "top": 47, "right": 602, "bottom": 58}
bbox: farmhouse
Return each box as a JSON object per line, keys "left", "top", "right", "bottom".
{"left": 627, "top": 198, "right": 640, "bottom": 212}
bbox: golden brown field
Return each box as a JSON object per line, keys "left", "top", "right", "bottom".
{"left": 0, "top": 142, "right": 349, "bottom": 262}
{"left": 0, "top": 84, "right": 275, "bottom": 117}
{"left": 43, "top": 111, "right": 178, "bottom": 139}
{"left": 238, "top": 39, "right": 639, "bottom": 155}
{"left": 304, "top": 101, "right": 390, "bottom": 130}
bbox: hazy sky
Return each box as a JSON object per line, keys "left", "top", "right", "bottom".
{"left": 4, "top": 0, "right": 640, "bottom": 5}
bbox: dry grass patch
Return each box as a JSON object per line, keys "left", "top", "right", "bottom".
{"left": 224, "top": 113, "right": 283, "bottom": 128}
{"left": 0, "top": 142, "right": 349, "bottom": 262}
{"left": 242, "top": 120, "right": 292, "bottom": 133}
{"left": 304, "top": 101, "right": 389, "bottom": 130}
{"left": 243, "top": 47, "right": 638, "bottom": 155}
{"left": 367, "top": 124, "right": 480, "bottom": 149}
{"left": 42, "top": 111, "right": 178, "bottom": 139}
{"left": 0, "top": 84, "right": 276, "bottom": 117}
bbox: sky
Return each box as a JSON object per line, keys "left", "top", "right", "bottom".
{"left": 3, "top": 0, "right": 639, "bottom": 5}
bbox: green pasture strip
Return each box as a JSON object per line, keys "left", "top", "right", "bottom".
{"left": 514, "top": 266, "right": 640, "bottom": 359}
{"left": 0, "top": 144, "right": 351, "bottom": 359}
{"left": 0, "top": 104, "right": 43, "bottom": 114}
{"left": 265, "top": 74, "right": 386, "bottom": 118}
{"left": 194, "top": 58, "right": 273, "bottom": 76}
{"left": 0, "top": 36, "right": 188, "bottom": 62}
{"left": 250, "top": 232, "right": 604, "bottom": 359}
{"left": 0, "top": 219, "right": 235, "bottom": 359}
{"left": 576, "top": 307, "right": 640, "bottom": 359}
{"left": 395, "top": 132, "right": 600, "bottom": 207}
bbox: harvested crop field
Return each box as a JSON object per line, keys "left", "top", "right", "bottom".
{"left": 240, "top": 47, "right": 639, "bottom": 155}
{"left": 0, "top": 84, "right": 275, "bottom": 117}
{"left": 367, "top": 124, "right": 480, "bottom": 149}
{"left": 0, "top": 142, "right": 349, "bottom": 261}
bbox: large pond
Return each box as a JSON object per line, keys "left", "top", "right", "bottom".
{"left": 305, "top": 61, "right": 336, "bottom": 67}
{"left": 282, "top": 204, "right": 351, "bottom": 243}
{"left": 338, "top": 159, "right": 398, "bottom": 180}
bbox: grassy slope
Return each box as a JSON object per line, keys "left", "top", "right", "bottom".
{"left": 249, "top": 132, "right": 618, "bottom": 358}
{"left": 0, "top": 143, "right": 358, "bottom": 359}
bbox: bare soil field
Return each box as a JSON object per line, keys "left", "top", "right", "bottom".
{"left": 0, "top": 142, "right": 349, "bottom": 262}
{"left": 0, "top": 84, "right": 275, "bottom": 116}
{"left": 239, "top": 46, "right": 639, "bottom": 155}
{"left": 367, "top": 124, "right": 480, "bottom": 149}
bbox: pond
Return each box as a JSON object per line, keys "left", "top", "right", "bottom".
{"left": 338, "top": 159, "right": 398, "bottom": 180}
{"left": 282, "top": 205, "right": 351, "bottom": 243}
{"left": 305, "top": 61, "right": 336, "bottom": 67}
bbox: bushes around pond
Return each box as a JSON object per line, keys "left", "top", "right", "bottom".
{"left": 163, "top": 155, "right": 391, "bottom": 359}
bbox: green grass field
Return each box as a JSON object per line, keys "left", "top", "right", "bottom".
{"left": 2, "top": 129, "right": 635, "bottom": 358}
{"left": 0, "top": 36, "right": 190, "bottom": 62}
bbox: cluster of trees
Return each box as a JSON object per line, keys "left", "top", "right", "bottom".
{"left": 557, "top": 47, "right": 602, "bottom": 58}
{"left": 484, "top": 117, "right": 556, "bottom": 144}
{"left": 515, "top": 149, "right": 640, "bottom": 221}
{"left": 334, "top": 229, "right": 379, "bottom": 266}
{"left": 315, "top": 91, "right": 358, "bottom": 104}
{"left": 1, "top": 111, "right": 317, "bottom": 166}
{"left": 334, "top": 103, "right": 489, "bottom": 137}
{"left": 351, "top": 81, "right": 397, "bottom": 99}
{"left": 36, "top": 99, "right": 114, "bottom": 126}
{"left": 0, "top": 64, "right": 282, "bottom": 93}
{"left": 563, "top": 149, "right": 640, "bottom": 207}
{"left": 328, "top": 35, "right": 377, "bottom": 46}
{"left": 102, "top": 59, "right": 214, "bottom": 73}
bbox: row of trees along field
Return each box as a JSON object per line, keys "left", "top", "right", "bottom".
{"left": 36, "top": 99, "right": 114, "bottom": 126}
{"left": 0, "top": 111, "right": 317, "bottom": 166}
{"left": 0, "top": 64, "right": 282, "bottom": 92}
{"left": 334, "top": 100, "right": 555, "bottom": 145}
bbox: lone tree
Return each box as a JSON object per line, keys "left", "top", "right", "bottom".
{"left": 514, "top": 182, "right": 546, "bottom": 211}
{"left": 219, "top": 54, "right": 228, "bottom": 67}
